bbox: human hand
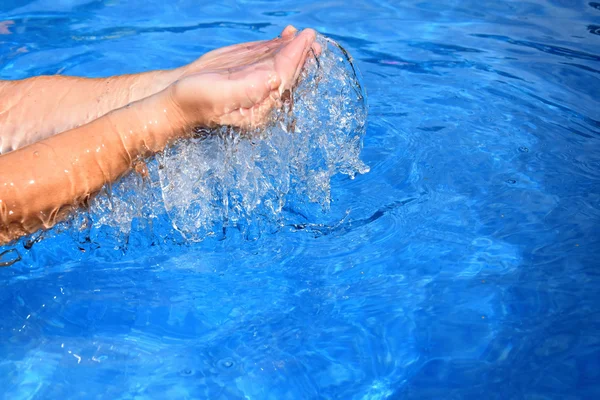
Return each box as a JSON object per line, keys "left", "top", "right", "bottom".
{"left": 168, "top": 27, "right": 318, "bottom": 130}
{"left": 182, "top": 25, "right": 307, "bottom": 74}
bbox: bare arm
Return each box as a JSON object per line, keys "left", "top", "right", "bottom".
{"left": 0, "top": 25, "right": 303, "bottom": 155}
{"left": 0, "top": 87, "right": 184, "bottom": 244}
{"left": 0, "top": 28, "right": 317, "bottom": 245}
{"left": 0, "top": 68, "right": 181, "bottom": 154}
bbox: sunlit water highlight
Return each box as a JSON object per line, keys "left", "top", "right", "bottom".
{"left": 1, "top": 0, "right": 599, "bottom": 399}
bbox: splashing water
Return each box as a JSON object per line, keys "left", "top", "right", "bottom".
{"left": 3, "top": 34, "right": 369, "bottom": 256}
{"left": 154, "top": 34, "right": 369, "bottom": 241}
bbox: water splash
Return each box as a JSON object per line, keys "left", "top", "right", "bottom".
{"left": 2, "top": 34, "right": 370, "bottom": 254}
{"left": 155, "top": 34, "right": 369, "bottom": 241}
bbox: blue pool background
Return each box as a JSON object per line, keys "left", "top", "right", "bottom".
{"left": 1, "top": 0, "right": 600, "bottom": 398}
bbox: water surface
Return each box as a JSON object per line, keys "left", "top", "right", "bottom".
{"left": 1, "top": 0, "right": 599, "bottom": 398}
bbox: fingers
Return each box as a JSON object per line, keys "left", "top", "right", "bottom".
{"left": 219, "top": 27, "right": 296, "bottom": 64}
{"left": 281, "top": 26, "right": 321, "bottom": 64}
{"left": 281, "top": 25, "right": 298, "bottom": 38}
{"left": 312, "top": 42, "right": 322, "bottom": 57}
{"left": 196, "top": 27, "right": 319, "bottom": 129}
{"left": 196, "top": 34, "right": 294, "bottom": 71}
{"left": 291, "top": 29, "right": 317, "bottom": 88}
{"left": 208, "top": 36, "right": 296, "bottom": 71}
{"left": 275, "top": 28, "right": 316, "bottom": 93}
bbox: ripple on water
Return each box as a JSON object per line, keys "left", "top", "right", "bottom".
{"left": 1, "top": 0, "right": 600, "bottom": 398}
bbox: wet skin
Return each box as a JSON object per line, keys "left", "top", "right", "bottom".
{"left": 0, "top": 26, "right": 319, "bottom": 245}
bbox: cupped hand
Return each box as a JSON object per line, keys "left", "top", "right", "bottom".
{"left": 183, "top": 25, "right": 303, "bottom": 73}
{"left": 168, "top": 27, "right": 318, "bottom": 130}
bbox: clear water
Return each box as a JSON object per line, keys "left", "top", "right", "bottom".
{"left": 1, "top": 0, "right": 599, "bottom": 398}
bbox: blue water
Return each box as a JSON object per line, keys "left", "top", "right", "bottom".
{"left": 1, "top": 0, "right": 600, "bottom": 398}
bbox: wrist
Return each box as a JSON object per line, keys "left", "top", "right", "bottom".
{"left": 106, "top": 88, "right": 189, "bottom": 159}
{"left": 128, "top": 68, "right": 185, "bottom": 104}
{"left": 167, "top": 75, "right": 214, "bottom": 130}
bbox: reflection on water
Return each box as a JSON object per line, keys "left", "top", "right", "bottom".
{"left": 1, "top": 0, "right": 600, "bottom": 398}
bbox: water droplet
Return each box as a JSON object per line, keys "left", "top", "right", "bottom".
{"left": 217, "top": 358, "right": 235, "bottom": 369}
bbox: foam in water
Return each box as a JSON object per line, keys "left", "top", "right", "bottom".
{"left": 3, "top": 34, "right": 370, "bottom": 257}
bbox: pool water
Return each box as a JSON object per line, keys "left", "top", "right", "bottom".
{"left": 1, "top": 0, "right": 600, "bottom": 399}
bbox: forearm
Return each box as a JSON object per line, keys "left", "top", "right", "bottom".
{"left": 0, "top": 26, "right": 317, "bottom": 245}
{"left": 0, "top": 68, "right": 183, "bottom": 154}
{"left": 0, "top": 87, "right": 186, "bottom": 245}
